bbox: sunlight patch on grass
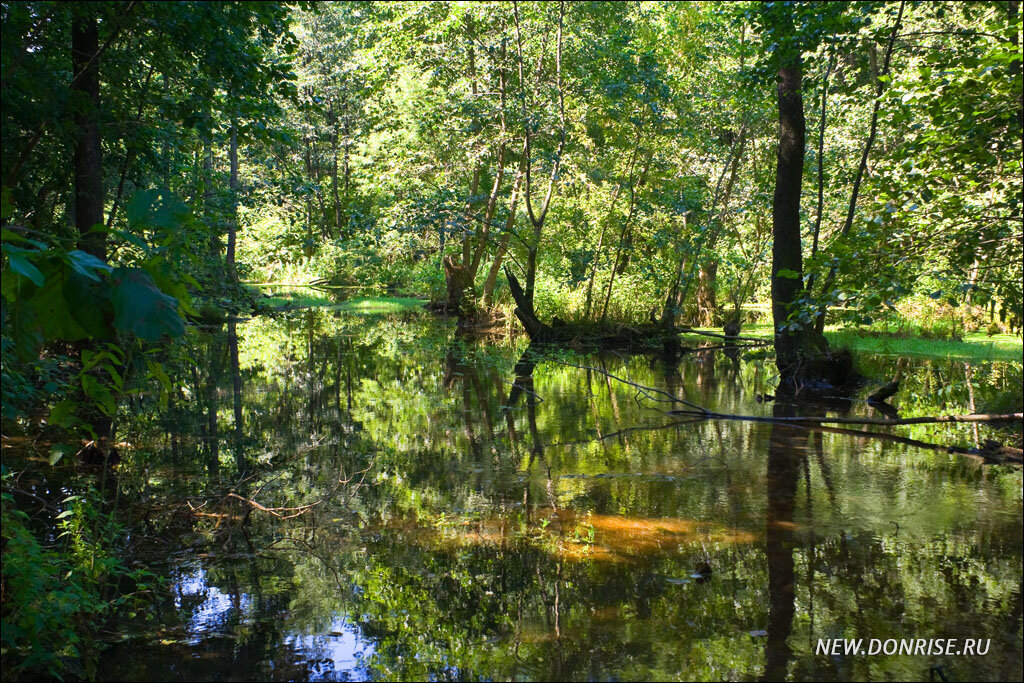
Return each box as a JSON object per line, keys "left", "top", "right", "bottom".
{"left": 825, "top": 329, "right": 1022, "bottom": 362}
{"left": 682, "top": 324, "right": 1021, "bottom": 362}
{"left": 330, "top": 297, "right": 427, "bottom": 313}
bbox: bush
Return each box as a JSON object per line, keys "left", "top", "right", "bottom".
{"left": 1, "top": 481, "right": 159, "bottom": 681}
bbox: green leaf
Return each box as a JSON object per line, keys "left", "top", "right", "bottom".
{"left": 48, "top": 444, "right": 76, "bottom": 466}
{"left": 81, "top": 374, "right": 116, "bottom": 416}
{"left": 5, "top": 249, "right": 46, "bottom": 286}
{"left": 29, "top": 264, "right": 91, "bottom": 341}
{"left": 125, "top": 189, "right": 160, "bottom": 229}
{"left": 48, "top": 400, "right": 79, "bottom": 428}
{"left": 66, "top": 250, "right": 112, "bottom": 282}
{"left": 109, "top": 267, "right": 185, "bottom": 341}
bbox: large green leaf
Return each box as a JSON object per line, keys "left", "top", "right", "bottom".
{"left": 109, "top": 267, "right": 185, "bottom": 341}
{"left": 63, "top": 272, "right": 114, "bottom": 339}
{"left": 3, "top": 245, "right": 45, "bottom": 287}
{"left": 66, "top": 250, "right": 112, "bottom": 282}
{"left": 26, "top": 260, "right": 92, "bottom": 341}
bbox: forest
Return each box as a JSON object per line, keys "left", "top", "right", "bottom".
{"left": 1, "top": 2, "right": 1022, "bottom": 681}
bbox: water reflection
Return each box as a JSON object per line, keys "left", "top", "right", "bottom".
{"left": 98, "top": 308, "right": 1023, "bottom": 681}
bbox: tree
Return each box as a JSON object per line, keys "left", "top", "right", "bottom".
{"left": 761, "top": 3, "right": 829, "bottom": 384}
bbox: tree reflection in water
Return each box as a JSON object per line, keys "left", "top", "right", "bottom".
{"left": 96, "top": 310, "right": 1022, "bottom": 682}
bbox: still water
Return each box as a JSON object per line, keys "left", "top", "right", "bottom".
{"left": 96, "top": 305, "right": 1022, "bottom": 681}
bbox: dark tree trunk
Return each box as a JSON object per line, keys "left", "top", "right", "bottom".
{"left": 229, "top": 320, "right": 246, "bottom": 473}
{"left": 771, "top": 62, "right": 806, "bottom": 374}
{"left": 72, "top": 11, "right": 105, "bottom": 259}
{"left": 772, "top": 59, "right": 824, "bottom": 382}
{"left": 812, "top": 2, "right": 904, "bottom": 334}
{"left": 330, "top": 101, "right": 341, "bottom": 237}
{"left": 505, "top": 267, "right": 552, "bottom": 340}
{"left": 696, "top": 261, "right": 718, "bottom": 327}
{"left": 203, "top": 111, "right": 218, "bottom": 261}
{"left": 482, "top": 170, "right": 523, "bottom": 308}
{"left": 304, "top": 137, "right": 313, "bottom": 258}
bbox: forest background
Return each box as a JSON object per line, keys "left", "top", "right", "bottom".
{"left": 1, "top": 1, "right": 1021, "bottom": 679}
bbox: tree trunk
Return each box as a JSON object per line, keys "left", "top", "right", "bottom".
{"left": 813, "top": 2, "right": 904, "bottom": 334}
{"left": 229, "top": 320, "right": 246, "bottom": 472}
{"left": 482, "top": 170, "right": 523, "bottom": 308}
{"left": 72, "top": 11, "right": 105, "bottom": 259}
{"left": 468, "top": 146, "right": 507, "bottom": 279}
{"left": 304, "top": 137, "right": 313, "bottom": 258}
{"left": 443, "top": 255, "right": 475, "bottom": 317}
{"left": 696, "top": 261, "right": 718, "bottom": 326}
{"left": 599, "top": 150, "right": 650, "bottom": 323}
{"left": 226, "top": 124, "right": 239, "bottom": 282}
{"left": 505, "top": 267, "right": 552, "bottom": 340}
{"left": 695, "top": 126, "right": 747, "bottom": 327}
{"left": 203, "top": 110, "right": 218, "bottom": 261}
{"left": 763, "top": 406, "right": 799, "bottom": 681}
{"left": 330, "top": 101, "right": 341, "bottom": 238}
{"left": 772, "top": 57, "right": 824, "bottom": 382}
{"left": 660, "top": 214, "right": 690, "bottom": 328}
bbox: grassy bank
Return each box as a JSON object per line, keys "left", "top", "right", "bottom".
{"left": 683, "top": 324, "right": 1022, "bottom": 362}
{"left": 256, "top": 285, "right": 427, "bottom": 315}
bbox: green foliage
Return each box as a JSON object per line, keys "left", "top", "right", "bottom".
{"left": 1, "top": 480, "right": 159, "bottom": 681}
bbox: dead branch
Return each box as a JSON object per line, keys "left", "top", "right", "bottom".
{"left": 676, "top": 328, "right": 768, "bottom": 344}
{"left": 667, "top": 410, "right": 1023, "bottom": 427}
{"left": 547, "top": 358, "right": 709, "bottom": 414}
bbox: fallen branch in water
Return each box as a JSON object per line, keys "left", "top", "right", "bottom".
{"left": 689, "top": 341, "right": 770, "bottom": 353}
{"left": 534, "top": 356, "right": 1019, "bottom": 463}
{"left": 546, "top": 358, "right": 709, "bottom": 414}
{"left": 667, "top": 410, "right": 1023, "bottom": 427}
{"left": 226, "top": 463, "right": 373, "bottom": 520}
{"left": 676, "top": 328, "right": 768, "bottom": 344}
{"left": 804, "top": 423, "right": 1023, "bottom": 464}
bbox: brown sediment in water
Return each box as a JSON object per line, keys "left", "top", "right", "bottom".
{"left": 384, "top": 509, "right": 759, "bottom": 563}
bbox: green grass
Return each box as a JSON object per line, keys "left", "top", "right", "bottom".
{"left": 682, "top": 324, "right": 1022, "bottom": 362}
{"left": 331, "top": 297, "right": 427, "bottom": 313}
{"left": 259, "top": 286, "right": 427, "bottom": 315}
{"left": 824, "top": 329, "right": 1022, "bottom": 362}
{"left": 261, "top": 289, "right": 335, "bottom": 309}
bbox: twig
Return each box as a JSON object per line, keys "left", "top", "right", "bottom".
{"left": 224, "top": 463, "right": 374, "bottom": 521}
{"left": 504, "top": 380, "right": 544, "bottom": 403}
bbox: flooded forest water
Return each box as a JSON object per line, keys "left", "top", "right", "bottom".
{"left": 43, "top": 303, "right": 1022, "bottom": 680}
